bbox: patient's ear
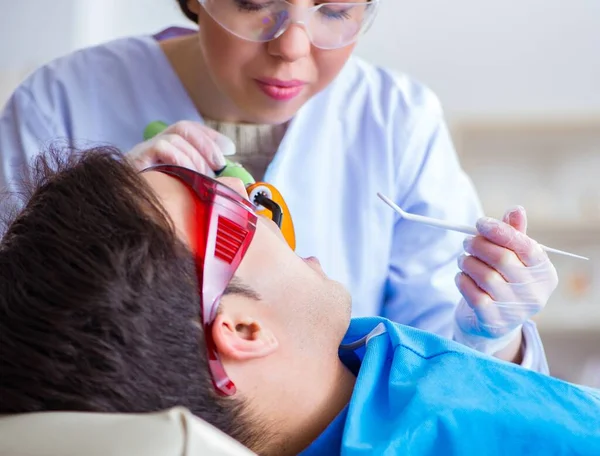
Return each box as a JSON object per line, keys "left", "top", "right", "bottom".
{"left": 212, "top": 313, "right": 278, "bottom": 361}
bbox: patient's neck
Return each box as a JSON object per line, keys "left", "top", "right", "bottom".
{"left": 256, "top": 359, "right": 356, "bottom": 456}
{"left": 297, "top": 360, "right": 356, "bottom": 452}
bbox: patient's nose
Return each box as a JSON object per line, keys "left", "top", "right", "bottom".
{"left": 216, "top": 177, "right": 249, "bottom": 200}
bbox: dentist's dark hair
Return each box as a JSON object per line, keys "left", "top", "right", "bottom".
{"left": 0, "top": 146, "right": 267, "bottom": 453}
{"left": 177, "top": 0, "right": 198, "bottom": 22}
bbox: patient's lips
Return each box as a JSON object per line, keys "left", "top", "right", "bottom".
{"left": 303, "top": 256, "right": 320, "bottom": 265}
{"left": 303, "top": 256, "right": 326, "bottom": 276}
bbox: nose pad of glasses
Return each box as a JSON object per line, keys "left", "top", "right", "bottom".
{"left": 262, "top": 10, "right": 290, "bottom": 40}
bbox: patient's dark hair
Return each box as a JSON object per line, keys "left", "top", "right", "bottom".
{"left": 177, "top": 0, "right": 198, "bottom": 23}
{"left": 0, "top": 147, "right": 264, "bottom": 451}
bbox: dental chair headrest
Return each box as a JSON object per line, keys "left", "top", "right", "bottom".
{"left": 0, "top": 406, "right": 255, "bottom": 456}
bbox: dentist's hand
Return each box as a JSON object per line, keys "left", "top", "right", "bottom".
{"left": 453, "top": 206, "right": 558, "bottom": 362}
{"left": 126, "top": 121, "right": 235, "bottom": 175}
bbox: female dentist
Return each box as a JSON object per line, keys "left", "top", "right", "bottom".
{"left": 0, "top": 0, "right": 557, "bottom": 370}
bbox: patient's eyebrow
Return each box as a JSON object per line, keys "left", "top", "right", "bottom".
{"left": 223, "top": 277, "right": 262, "bottom": 301}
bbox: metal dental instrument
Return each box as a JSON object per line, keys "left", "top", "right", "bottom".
{"left": 377, "top": 193, "right": 589, "bottom": 261}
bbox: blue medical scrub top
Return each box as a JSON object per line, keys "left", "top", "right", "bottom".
{"left": 301, "top": 317, "right": 600, "bottom": 455}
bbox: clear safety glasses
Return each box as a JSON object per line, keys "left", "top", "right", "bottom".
{"left": 197, "top": 0, "right": 380, "bottom": 50}
{"left": 143, "top": 165, "right": 258, "bottom": 396}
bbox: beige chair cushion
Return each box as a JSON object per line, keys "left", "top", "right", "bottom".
{"left": 0, "top": 407, "right": 256, "bottom": 456}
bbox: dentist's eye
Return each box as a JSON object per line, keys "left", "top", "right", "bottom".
{"left": 233, "top": 0, "right": 273, "bottom": 12}
{"left": 319, "top": 6, "right": 352, "bottom": 20}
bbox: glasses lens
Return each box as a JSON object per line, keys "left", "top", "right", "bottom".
{"left": 309, "top": 2, "right": 378, "bottom": 49}
{"left": 145, "top": 165, "right": 257, "bottom": 396}
{"left": 200, "top": 179, "right": 256, "bottom": 397}
{"left": 200, "top": 0, "right": 379, "bottom": 49}
{"left": 201, "top": 0, "right": 289, "bottom": 42}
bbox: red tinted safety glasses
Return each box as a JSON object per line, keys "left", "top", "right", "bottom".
{"left": 142, "top": 165, "right": 258, "bottom": 396}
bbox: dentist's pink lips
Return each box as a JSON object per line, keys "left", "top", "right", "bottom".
{"left": 255, "top": 78, "right": 306, "bottom": 101}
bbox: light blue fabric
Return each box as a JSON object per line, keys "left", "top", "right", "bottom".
{"left": 302, "top": 317, "right": 600, "bottom": 455}
{"left": 0, "top": 29, "right": 546, "bottom": 370}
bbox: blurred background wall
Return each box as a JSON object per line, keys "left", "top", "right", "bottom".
{"left": 1, "top": 0, "right": 599, "bottom": 386}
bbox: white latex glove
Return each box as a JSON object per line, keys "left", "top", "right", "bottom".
{"left": 454, "top": 206, "right": 558, "bottom": 356}
{"left": 126, "top": 121, "right": 235, "bottom": 176}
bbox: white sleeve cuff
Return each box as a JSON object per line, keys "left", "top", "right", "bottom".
{"left": 520, "top": 320, "right": 549, "bottom": 374}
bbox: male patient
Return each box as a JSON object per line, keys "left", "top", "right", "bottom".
{"left": 1, "top": 148, "right": 599, "bottom": 456}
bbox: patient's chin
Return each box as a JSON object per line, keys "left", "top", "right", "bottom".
{"left": 331, "top": 281, "right": 353, "bottom": 323}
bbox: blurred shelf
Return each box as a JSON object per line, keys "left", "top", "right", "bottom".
{"left": 534, "top": 304, "right": 600, "bottom": 333}
{"left": 474, "top": 216, "right": 600, "bottom": 243}
{"left": 526, "top": 220, "right": 600, "bottom": 243}
{"left": 452, "top": 117, "right": 600, "bottom": 133}
{"left": 452, "top": 118, "right": 600, "bottom": 158}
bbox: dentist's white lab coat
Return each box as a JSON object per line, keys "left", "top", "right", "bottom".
{"left": 0, "top": 29, "right": 547, "bottom": 369}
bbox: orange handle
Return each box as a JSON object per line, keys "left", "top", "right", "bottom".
{"left": 247, "top": 182, "right": 296, "bottom": 251}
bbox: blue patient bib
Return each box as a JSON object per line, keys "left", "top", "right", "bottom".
{"left": 302, "top": 317, "right": 600, "bottom": 455}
